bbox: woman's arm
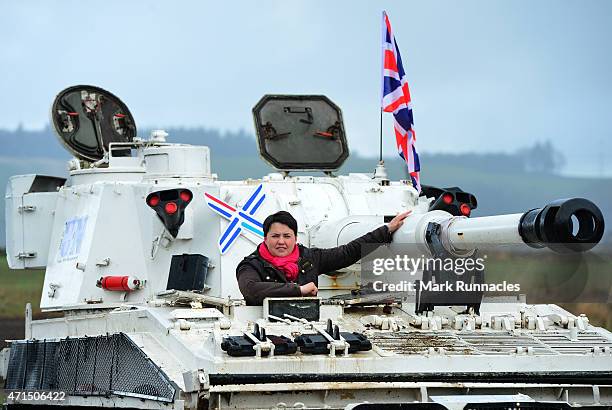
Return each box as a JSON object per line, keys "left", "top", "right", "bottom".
{"left": 314, "top": 211, "right": 411, "bottom": 274}
{"left": 315, "top": 225, "right": 392, "bottom": 273}
{"left": 236, "top": 265, "right": 301, "bottom": 305}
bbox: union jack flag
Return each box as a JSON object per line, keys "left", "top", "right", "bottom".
{"left": 381, "top": 11, "right": 421, "bottom": 192}
{"left": 205, "top": 184, "right": 266, "bottom": 254}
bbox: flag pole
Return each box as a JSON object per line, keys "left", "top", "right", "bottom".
{"left": 379, "top": 109, "right": 383, "bottom": 162}
{"left": 374, "top": 108, "right": 387, "bottom": 180}
{"left": 373, "top": 11, "right": 388, "bottom": 182}
{"left": 374, "top": 11, "right": 388, "bottom": 182}
{"left": 379, "top": 11, "right": 385, "bottom": 165}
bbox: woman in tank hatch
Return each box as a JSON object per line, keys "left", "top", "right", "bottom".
{"left": 235, "top": 210, "right": 411, "bottom": 305}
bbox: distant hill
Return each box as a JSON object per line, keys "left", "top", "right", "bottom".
{"left": 1, "top": 127, "right": 610, "bottom": 247}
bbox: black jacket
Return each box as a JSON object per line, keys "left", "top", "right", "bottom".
{"left": 236, "top": 225, "right": 392, "bottom": 305}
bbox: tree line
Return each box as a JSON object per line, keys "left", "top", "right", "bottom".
{"left": 0, "top": 126, "right": 565, "bottom": 175}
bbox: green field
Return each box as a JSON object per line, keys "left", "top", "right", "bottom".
{"left": 0, "top": 254, "right": 45, "bottom": 318}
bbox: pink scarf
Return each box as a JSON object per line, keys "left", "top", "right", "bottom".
{"left": 258, "top": 243, "right": 300, "bottom": 281}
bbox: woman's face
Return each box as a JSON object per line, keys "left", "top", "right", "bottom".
{"left": 264, "top": 222, "right": 297, "bottom": 257}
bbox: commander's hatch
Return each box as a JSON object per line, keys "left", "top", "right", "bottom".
{"left": 253, "top": 95, "right": 349, "bottom": 172}
{"left": 50, "top": 85, "right": 137, "bottom": 161}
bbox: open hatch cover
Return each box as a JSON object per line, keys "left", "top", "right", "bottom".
{"left": 51, "top": 85, "right": 137, "bottom": 161}
{"left": 253, "top": 95, "right": 349, "bottom": 171}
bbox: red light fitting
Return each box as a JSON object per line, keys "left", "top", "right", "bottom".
{"left": 460, "top": 203, "right": 471, "bottom": 216}
{"left": 165, "top": 201, "right": 178, "bottom": 214}
{"left": 442, "top": 193, "right": 454, "bottom": 205}
{"left": 179, "top": 190, "right": 192, "bottom": 202}
{"left": 148, "top": 195, "right": 160, "bottom": 207}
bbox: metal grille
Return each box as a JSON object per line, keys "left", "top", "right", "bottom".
{"left": 40, "top": 341, "right": 59, "bottom": 389}
{"left": 55, "top": 338, "right": 79, "bottom": 392}
{"left": 92, "top": 336, "right": 114, "bottom": 393}
{"left": 457, "top": 333, "right": 556, "bottom": 355}
{"left": 371, "top": 330, "right": 612, "bottom": 356}
{"left": 4, "top": 333, "right": 175, "bottom": 402}
{"left": 112, "top": 332, "right": 171, "bottom": 399}
{"left": 532, "top": 331, "right": 612, "bottom": 355}
{"left": 369, "top": 332, "right": 477, "bottom": 355}
{"left": 5, "top": 340, "right": 28, "bottom": 389}
{"left": 5, "top": 339, "right": 59, "bottom": 390}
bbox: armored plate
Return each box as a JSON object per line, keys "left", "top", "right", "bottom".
{"left": 50, "top": 85, "right": 136, "bottom": 161}
{"left": 253, "top": 95, "right": 349, "bottom": 171}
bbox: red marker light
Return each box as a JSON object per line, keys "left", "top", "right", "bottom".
{"left": 442, "top": 193, "right": 454, "bottom": 205}
{"left": 460, "top": 203, "right": 471, "bottom": 216}
{"left": 165, "top": 202, "right": 178, "bottom": 215}
{"left": 148, "top": 195, "right": 160, "bottom": 207}
{"left": 179, "top": 190, "right": 192, "bottom": 202}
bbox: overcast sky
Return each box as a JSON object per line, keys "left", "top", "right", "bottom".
{"left": 1, "top": 1, "right": 611, "bottom": 176}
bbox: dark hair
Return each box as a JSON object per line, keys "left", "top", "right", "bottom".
{"left": 263, "top": 211, "right": 298, "bottom": 236}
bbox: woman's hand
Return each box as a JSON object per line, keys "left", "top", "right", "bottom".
{"left": 300, "top": 282, "right": 318, "bottom": 296}
{"left": 387, "top": 210, "right": 412, "bottom": 234}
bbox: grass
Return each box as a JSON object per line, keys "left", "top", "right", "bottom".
{"left": 0, "top": 254, "right": 45, "bottom": 318}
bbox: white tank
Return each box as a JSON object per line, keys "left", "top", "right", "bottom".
{"left": 1, "top": 86, "right": 609, "bottom": 410}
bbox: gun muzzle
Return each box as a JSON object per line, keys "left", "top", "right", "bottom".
{"left": 394, "top": 197, "right": 605, "bottom": 256}
{"left": 519, "top": 198, "right": 605, "bottom": 253}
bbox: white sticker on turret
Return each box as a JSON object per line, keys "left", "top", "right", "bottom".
{"left": 57, "top": 216, "right": 88, "bottom": 262}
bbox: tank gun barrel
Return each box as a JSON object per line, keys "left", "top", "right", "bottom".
{"left": 395, "top": 198, "right": 605, "bottom": 255}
